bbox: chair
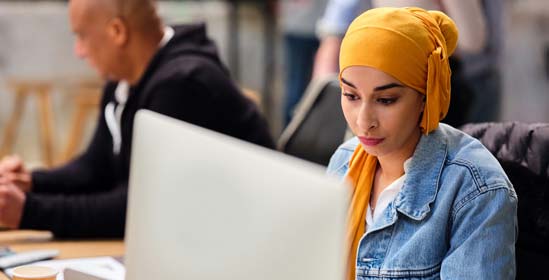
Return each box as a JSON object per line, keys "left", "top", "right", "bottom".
{"left": 278, "top": 76, "right": 349, "bottom": 166}
{"left": 460, "top": 122, "right": 549, "bottom": 279}
{"left": 0, "top": 79, "right": 56, "bottom": 166}
{"left": 0, "top": 79, "right": 102, "bottom": 167}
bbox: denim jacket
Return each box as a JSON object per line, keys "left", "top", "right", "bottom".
{"left": 327, "top": 124, "right": 517, "bottom": 279}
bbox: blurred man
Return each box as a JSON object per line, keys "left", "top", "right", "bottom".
{"left": 279, "top": 0, "right": 327, "bottom": 125}
{"left": 0, "top": 0, "right": 274, "bottom": 237}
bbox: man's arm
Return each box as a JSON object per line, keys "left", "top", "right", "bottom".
{"left": 31, "top": 87, "right": 116, "bottom": 194}
{"left": 19, "top": 184, "right": 127, "bottom": 238}
{"left": 442, "top": 0, "right": 487, "bottom": 54}
{"left": 313, "top": 0, "right": 369, "bottom": 79}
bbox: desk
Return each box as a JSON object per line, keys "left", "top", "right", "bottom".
{"left": 0, "top": 231, "right": 124, "bottom": 280}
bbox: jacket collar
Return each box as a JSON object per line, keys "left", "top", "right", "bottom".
{"left": 393, "top": 126, "right": 448, "bottom": 220}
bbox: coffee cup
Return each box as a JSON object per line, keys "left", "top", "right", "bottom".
{"left": 12, "top": 265, "right": 58, "bottom": 280}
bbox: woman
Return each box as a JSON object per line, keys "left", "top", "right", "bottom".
{"left": 326, "top": 7, "right": 517, "bottom": 279}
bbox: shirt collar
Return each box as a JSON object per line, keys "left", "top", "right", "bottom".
{"left": 115, "top": 26, "right": 175, "bottom": 104}
{"left": 159, "top": 26, "right": 175, "bottom": 49}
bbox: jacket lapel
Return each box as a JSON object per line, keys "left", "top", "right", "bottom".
{"left": 366, "top": 128, "right": 448, "bottom": 233}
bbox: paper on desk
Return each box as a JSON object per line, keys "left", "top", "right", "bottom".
{"left": 4, "top": 256, "right": 125, "bottom": 280}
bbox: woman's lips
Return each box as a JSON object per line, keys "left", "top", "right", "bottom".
{"left": 358, "top": 136, "right": 384, "bottom": 146}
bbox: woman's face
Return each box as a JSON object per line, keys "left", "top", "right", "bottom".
{"left": 340, "top": 66, "right": 425, "bottom": 160}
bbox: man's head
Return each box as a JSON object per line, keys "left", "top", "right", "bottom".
{"left": 69, "top": 0, "right": 162, "bottom": 81}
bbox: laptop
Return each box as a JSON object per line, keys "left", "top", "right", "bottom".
{"left": 124, "top": 110, "right": 348, "bottom": 280}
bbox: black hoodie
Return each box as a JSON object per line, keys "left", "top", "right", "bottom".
{"left": 21, "top": 24, "right": 275, "bottom": 238}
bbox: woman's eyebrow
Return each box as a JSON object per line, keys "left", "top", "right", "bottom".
{"left": 341, "top": 78, "right": 403, "bottom": 92}
{"left": 340, "top": 77, "right": 357, "bottom": 89}
{"left": 374, "top": 83, "right": 404, "bottom": 92}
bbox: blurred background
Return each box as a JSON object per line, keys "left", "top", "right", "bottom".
{"left": 0, "top": 0, "right": 548, "bottom": 168}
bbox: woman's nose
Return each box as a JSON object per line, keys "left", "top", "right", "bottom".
{"left": 356, "top": 103, "right": 378, "bottom": 131}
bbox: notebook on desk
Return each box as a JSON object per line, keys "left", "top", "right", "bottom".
{"left": 124, "top": 110, "right": 349, "bottom": 280}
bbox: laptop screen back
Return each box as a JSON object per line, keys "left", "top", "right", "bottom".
{"left": 125, "top": 110, "right": 348, "bottom": 280}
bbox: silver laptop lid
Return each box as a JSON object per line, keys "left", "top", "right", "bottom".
{"left": 125, "top": 110, "right": 348, "bottom": 280}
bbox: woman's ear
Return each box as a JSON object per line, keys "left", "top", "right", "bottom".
{"left": 416, "top": 95, "right": 426, "bottom": 127}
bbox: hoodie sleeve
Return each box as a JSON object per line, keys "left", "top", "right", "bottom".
{"left": 31, "top": 86, "right": 116, "bottom": 194}
{"left": 20, "top": 84, "right": 128, "bottom": 238}
{"left": 20, "top": 183, "right": 127, "bottom": 238}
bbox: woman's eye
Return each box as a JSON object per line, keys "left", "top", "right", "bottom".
{"left": 377, "top": 98, "right": 397, "bottom": 105}
{"left": 343, "top": 92, "right": 359, "bottom": 101}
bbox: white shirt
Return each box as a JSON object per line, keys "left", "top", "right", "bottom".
{"left": 366, "top": 158, "right": 411, "bottom": 227}
{"left": 105, "top": 26, "right": 175, "bottom": 155}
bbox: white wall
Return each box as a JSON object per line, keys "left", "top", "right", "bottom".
{"left": 501, "top": 0, "right": 549, "bottom": 122}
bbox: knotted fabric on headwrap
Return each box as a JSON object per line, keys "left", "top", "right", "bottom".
{"left": 338, "top": 7, "right": 458, "bottom": 280}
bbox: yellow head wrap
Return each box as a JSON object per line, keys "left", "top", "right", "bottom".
{"left": 339, "top": 7, "right": 458, "bottom": 280}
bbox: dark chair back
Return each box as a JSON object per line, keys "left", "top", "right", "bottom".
{"left": 278, "top": 77, "right": 348, "bottom": 166}
{"left": 460, "top": 122, "right": 549, "bottom": 279}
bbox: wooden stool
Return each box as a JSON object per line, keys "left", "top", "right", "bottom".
{"left": 60, "top": 83, "right": 101, "bottom": 163}
{"left": 0, "top": 80, "right": 56, "bottom": 167}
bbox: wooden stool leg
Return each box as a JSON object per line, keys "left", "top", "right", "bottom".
{"left": 59, "top": 85, "right": 101, "bottom": 163}
{"left": 36, "top": 85, "right": 55, "bottom": 167}
{"left": 0, "top": 88, "right": 28, "bottom": 158}
{"left": 62, "top": 98, "right": 87, "bottom": 162}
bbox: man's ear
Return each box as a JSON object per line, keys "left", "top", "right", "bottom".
{"left": 107, "top": 17, "right": 128, "bottom": 47}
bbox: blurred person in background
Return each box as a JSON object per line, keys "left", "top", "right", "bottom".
{"left": 279, "top": 0, "right": 327, "bottom": 124}
{"left": 314, "top": 0, "right": 503, "bottom": 124}
{"left": 0, "top": 0, "right": 274, "bottom": 237}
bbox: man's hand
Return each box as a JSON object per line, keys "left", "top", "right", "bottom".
{"left": 0, "top": 155, "right": 24, "bottom": 173}
{"left": 0, "top": 155, "right": 32, "bottom": 192}
{"left": 0, "top": 184, "right": 26, "bottom": 229}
